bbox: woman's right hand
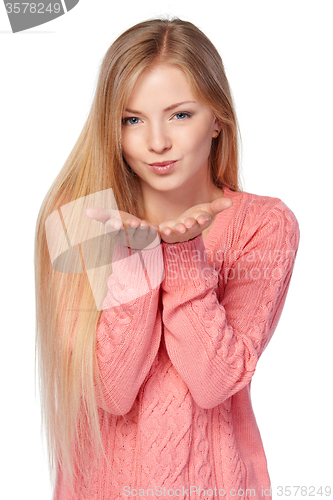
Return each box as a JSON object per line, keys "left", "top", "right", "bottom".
{"left": 84, "top": 207, "right": 161, "bottom": 250}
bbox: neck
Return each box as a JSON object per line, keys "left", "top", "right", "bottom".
{"left": 141, "top": 180, "right": 224, "bottom": 226}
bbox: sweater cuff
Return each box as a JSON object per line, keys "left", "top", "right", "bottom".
{"left": 113, "top": 241, "right": 164, "bottom": 285}
{"left": 161, "top": 234, "right": 215, "bottom": 290}
{"left": 103, "top": 241, "right": 164, "bottom": 305}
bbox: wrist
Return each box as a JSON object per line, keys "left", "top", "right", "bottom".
{"left": 161, "top": 234, "right": 214, "bottom": 289}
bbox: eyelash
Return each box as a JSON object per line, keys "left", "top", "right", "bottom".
{"left": 122, "top": 112, "right": 192, "bottom": 125}
{"left": 122, "top": 117, "right": 140, "bottom": 125}
{"left": 173, "top": 112, "right": 192, "bottom": 120}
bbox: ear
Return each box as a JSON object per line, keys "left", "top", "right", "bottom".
{"left": 212, "top": 117, "right": 223, "bottom": 138}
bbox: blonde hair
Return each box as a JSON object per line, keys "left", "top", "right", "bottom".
{"left": 34, "top": 16, "right": 242, "bottom": 495}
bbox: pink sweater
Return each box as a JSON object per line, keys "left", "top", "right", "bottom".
{"left": 54, "top": 186, "right": 300, "bottom": 500}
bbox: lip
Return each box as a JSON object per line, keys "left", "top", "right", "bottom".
{"left": 149, "top": 160, "right": 178, "bottom": 166}
{"left": 148, "top": 160, "right": 178, "bottom": 174}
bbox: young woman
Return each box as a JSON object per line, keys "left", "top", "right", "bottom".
{"left": 35, "top": 18, "right": 300, "bottom": 500}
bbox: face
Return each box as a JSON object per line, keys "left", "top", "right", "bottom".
{"left": 121, "top": 63, "right": 221, "bottom": 199}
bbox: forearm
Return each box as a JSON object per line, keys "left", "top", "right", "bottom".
{"left": 95, "top": 241, "right": 164, "bottom": 415}
{"left": 161, "top": 202, "right": 299, "bottom": 409}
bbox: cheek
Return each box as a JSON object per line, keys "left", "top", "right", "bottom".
{"left": 121, "top": 130, "right": 138, "bottom": 159}
{"left": 184, "top": 127, "right": 213, "bottom": 160}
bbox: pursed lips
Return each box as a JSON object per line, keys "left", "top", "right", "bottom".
{"left": 148, "top": 160, "right": 178, "bottom": 166}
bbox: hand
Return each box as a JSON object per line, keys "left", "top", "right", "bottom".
{"left": 84, "top": 207, "right": 161, "bottom": 250}
{"left": 159, "top": 197, "right": 233, "bottom": 244}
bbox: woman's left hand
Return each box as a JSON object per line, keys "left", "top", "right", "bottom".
{"left": 159, "top": 197, "right": 233, "bottom": 244}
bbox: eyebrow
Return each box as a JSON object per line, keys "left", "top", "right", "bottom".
{"left": 124, "top": 101, "right": 197, "bottom": 114}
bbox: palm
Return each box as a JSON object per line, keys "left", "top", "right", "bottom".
{"left": 159, "top": 197, "right": 233, "bottom": 244}
{"left": 84, "top": 207, "right": 161, "bottom": 250}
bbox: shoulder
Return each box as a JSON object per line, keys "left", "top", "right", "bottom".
{"left": 220, "top": 186, "right": 300, "bottom": 249}
{"left": 224, "top": 185, "right": 296, "bottom": 217}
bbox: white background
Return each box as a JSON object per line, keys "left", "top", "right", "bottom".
{"left": 1, "top": 1, "right": 332, "bottom": 499}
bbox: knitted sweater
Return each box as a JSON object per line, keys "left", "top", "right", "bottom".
{"left": 54, "top": 186, "right": 300, "bottom": 500}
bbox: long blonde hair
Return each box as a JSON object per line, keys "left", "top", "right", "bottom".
{"left": 34, "top": 16, "right": 242, "bottom": 495}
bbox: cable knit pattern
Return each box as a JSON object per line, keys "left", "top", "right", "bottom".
{"left": 53, "top": 187, "right": 300, "bottom": 500}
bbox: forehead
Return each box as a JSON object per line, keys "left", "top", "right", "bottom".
{"left": 125, "top": 64, "right": 197, "bottom": 108}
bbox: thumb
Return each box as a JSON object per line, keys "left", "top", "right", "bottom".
{"left": 84, "top": 207, "right": 118, "bottom": 224}
{"left": 209, "top": 197, "right": 233, "bottom": 216}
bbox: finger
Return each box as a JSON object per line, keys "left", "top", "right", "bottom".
{"left": 85, "top": 207, "right": 121, "bottom": 224}
{"left": 84, "top": 207, "right": 108, "bottom": 223}
{"left": 175, "top": 223, "right": 187, "bottom": 234}
{"left": 125, "top": 218, "right": 140, "bottom": 227}
{"left": 137, "top": 221, "right": 153, "bottom": 235}
{"left": 209, "top": 197, "right": 233, "bottom": 216}
{"left": 105, "top": 218, "right": 123, "bottom": 232}
{"left": 123, "top": 220, "right": 140, "bottom": 234}
{"left": 183, "top": 217, "right": 197, "bottom": 229}
{"left": 196, "top": 215, "right": 212, "bottom": 225}
{"left": 162, "top": 226, "right": 173, "bottom": 236}
{"left": 198, "top": 197, "right": 233, "bottom": 218}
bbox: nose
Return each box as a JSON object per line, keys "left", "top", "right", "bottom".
{"left": 147, "top": 123, "right": 172, "bottom": 154}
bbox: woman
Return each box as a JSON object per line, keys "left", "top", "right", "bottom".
{"left": 35, "top": 17, "right": 300, "bottom": 500}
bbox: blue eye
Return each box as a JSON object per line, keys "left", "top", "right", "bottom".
{"left": 174, "top": 112, "right": 191, "bottom": 120}
{"left": 122, "top": 117, "right": 140, "bottom": 125}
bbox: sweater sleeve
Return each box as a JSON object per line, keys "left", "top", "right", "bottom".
{"left": 94, "top": 241, "right": 164, "bottom": 415}
{"left": 161, "top": 200, "right": 300, "bottom": 409}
